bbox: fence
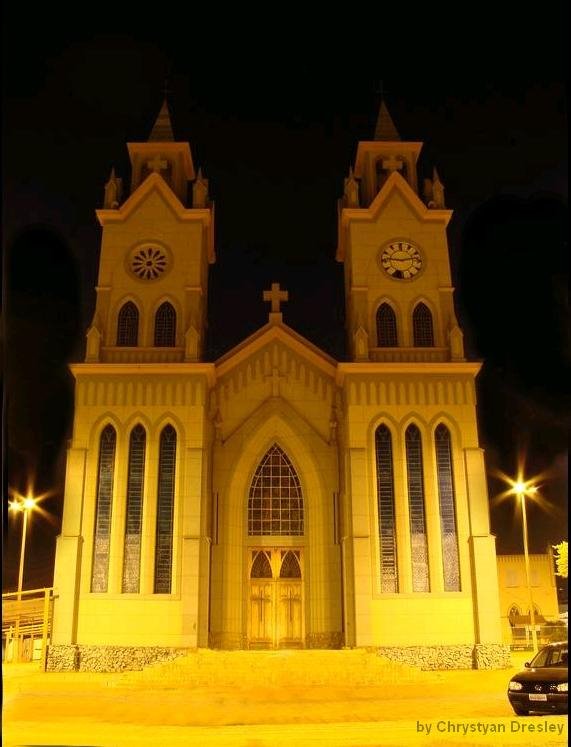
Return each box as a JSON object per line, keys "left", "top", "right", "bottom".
{"left": 510, "top": 621, "right": 568, "bottom": 650}
{"left": 2, "top": 587, "right": 54, "bottom": 669}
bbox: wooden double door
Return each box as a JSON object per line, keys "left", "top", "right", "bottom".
{"left": 248, "top": 548, "right": 303, "bottom": 649}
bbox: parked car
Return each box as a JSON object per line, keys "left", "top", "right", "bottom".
{"left": 508, "top": 641, "right": 568, "bottom": 715}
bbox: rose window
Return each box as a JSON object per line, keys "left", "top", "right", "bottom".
{"left": 130, "top": 246, "right": 168, "bottom": 280}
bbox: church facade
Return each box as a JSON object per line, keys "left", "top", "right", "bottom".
{"left": 51, "top": 101, "right": 503, "bottom": 659}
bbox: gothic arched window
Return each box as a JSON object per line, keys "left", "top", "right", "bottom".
{"left": 248, "top": 444, "right": 304, "bottom": 536}
{"left": 91, "top": 425, "right": 117, "bottom": 592}
{"left": 154, "top": 302, "right": 176, "bottom": 347}
{"left": 122, "top": 424, "right": 146, "bottom": 593}
{"left": 117, "top": 302, "right": 139, "bottom": 346}
{"left": 154, "top": 425, "right": 177, "bottom": 593}
{"left": 405, "top": 424, "right": 430, "bottom": 591}
{"left": 413, "top": 303, "right": 434, "bottom": 347}
{"left": 376, "top": 303, "right": 398, "bottom": 347}
{"left": 508, "top": 604, "right": 521, "bottom": 627}
{"left": 375, "top": 425, "right": 398, "bottom": 592}
{"left": 434, "top": 424, "right": 460, "bottom": 591}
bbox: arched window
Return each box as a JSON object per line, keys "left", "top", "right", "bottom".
{"left": 154, "top": 302, "right": 176, "bottom": 347}
{"left": 248, "top": 444, "right": 304, "bottom": 536}
{"left": 405, "top": 424, "right": 430, "bottom": 591}
{"left": 413, "top": 303, "right": 434, "bottom": 347}
{"left": 117, "top": 302, "right": 139, "bottom": 346}
{"left": 375, "top": 425, "right": 398, "bottom": 592}
{"left": 508, "top": 604, "right": 521, "bottom": 627}
{"left": 376, "top": 304, "right": 398, "bottom": 347}
{"left": 122, "top": 424, "right": 146, "bottom": 593}
{"left": 91, "top": 425, "right": 117, "bottom": 592}
{"left": 434, "top": 424, "right": 460, "bottom": 591}
{"left": 154, "top": 425, "right": 177, "bottom": 593}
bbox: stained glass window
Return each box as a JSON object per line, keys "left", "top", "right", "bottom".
{"left": 412, "top": 303, "right": 434, "bottom": 347}
{"left": 154, "top": 302, "right": 176, "bottom": 347}
{"left": 375, "top": 425, "right": 398, "bottom": 592}
{"left": 248, "top": 444, "right": 303, "bottom": 536}
{"left": 434, "top": 424, "right": 460, "bottom": 591}
{"left": 154, "top": 425, "right": 176, "bottom": 593}
{"left": 251, "top": 551, "right": 272, "bottom": 578}
{"left": 91, "top": 425, "right": 116, "bottom": 592}
{"left": 122, "top": 424, "right": 146, "bottom": 593}
{"left": 280, "top": 550, "right": 301, "bottom": 578}
{"left": 117, "top": 302, "right": 139, "bottom": 346}
{"left": 405, "top": 424, "right": 430, "bottom": 591}
{"left": 376, "top": 304, "right": 398, "bottom": 347}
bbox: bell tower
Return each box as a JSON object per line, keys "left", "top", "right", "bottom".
{"left": 336, "top": 99, "right": 464, "bottom": 363}
{"left": 86, "top": 100, "right": 215, "bottom": 364}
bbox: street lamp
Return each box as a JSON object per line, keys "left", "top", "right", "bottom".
{"left": 9, "top": 493, "right": 38, "bottom": 599}
{"left": 511, "top": 479, "right": 539, "bottom": 654}
{"left": 8, "top": 492, "right": 38, "bottom": 662}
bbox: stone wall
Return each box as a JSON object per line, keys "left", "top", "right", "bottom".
{"left": 46, "top": 645, "right": 187, "bottom": 672}
{"left": 378, "top": 644, "right": 511, "bottom": 670}
{"left": 473, "top": 643, "right": 512, "bottom": 669}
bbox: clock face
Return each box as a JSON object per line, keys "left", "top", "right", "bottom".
{"left": 380, "top": 240, "right": 423, "bottom": 280}
{"left": 129, "top": 245, "right": 169, "bottom": 280}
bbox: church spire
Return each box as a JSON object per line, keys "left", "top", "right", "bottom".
{"left": 374, "top": 100, "right": 400, "bottom": 142}
{"left": 148, "top": 99, "right": 175, "bottom": 142}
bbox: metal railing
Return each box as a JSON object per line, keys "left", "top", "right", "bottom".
{"left": 2, "top": 587, "right": 54, "bottom": 669}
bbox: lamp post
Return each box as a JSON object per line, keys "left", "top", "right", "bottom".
{"left": 512, "top": 480, "right": 539, "bottom": 654}
{"left": 9, "top": 494, "right": 37, "bottom": 660}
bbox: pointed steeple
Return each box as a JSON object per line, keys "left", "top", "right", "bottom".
{"left": 149, "top": 99, "right": 175, "bottom": 142}
{"left": 374, "top": 100, "right": 400, "bottom": 141}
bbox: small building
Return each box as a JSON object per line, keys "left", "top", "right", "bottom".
{"left": 497, "top": 550, "right": 561, "bottom": 646}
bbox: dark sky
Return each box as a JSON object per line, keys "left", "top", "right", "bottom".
{"left": 2, "top": 5, "right": 568, "bottom": 591}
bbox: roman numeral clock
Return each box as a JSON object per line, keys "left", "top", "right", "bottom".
{"left": 379, "top": 240, "right": 424, "bottom": 280}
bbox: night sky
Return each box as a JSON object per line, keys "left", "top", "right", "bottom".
{"left": 2, "top": 5, "right": 568, "bottom": 593}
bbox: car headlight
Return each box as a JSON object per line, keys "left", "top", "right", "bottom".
{"left": 556, "top": 682, "right": 568, "bottom": 693}
{"left": 509, "top": 681, "right": 523, "bottom": 691}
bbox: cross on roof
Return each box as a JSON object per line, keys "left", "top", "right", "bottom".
{"left": 265, "top": 367, "right": 287, "bottom": 397}
{"left": 147, "top": 154, "right": 168, "bottom": 173}
{"left": 263, "top": 282, "right": 289, "bottom": 314}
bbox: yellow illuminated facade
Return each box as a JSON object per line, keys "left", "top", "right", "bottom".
{"left": 52, "top": 100, "right": 503, "bottom": 655}
{"left": 497, "top": 550, "right": 560, "bottom": 643}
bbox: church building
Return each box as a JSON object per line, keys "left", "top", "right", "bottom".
{"left": 51, "top": 100, "right": 504, "bottom": 663}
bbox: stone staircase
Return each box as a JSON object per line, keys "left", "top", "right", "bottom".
{"left": 112, "top": 648, "right": 425, "bottom": 689}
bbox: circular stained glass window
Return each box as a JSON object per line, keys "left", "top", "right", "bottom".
{"left": 130, "top": 246, "right": 168, "bottom": 280}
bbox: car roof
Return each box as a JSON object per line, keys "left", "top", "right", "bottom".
{"left": 544, "top": 641, "right": 568, "bottom": 648}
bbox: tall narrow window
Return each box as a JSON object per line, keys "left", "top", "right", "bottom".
{"left": 122, "top": 424, "right": 146, "bottom": 593}
{"left": 435, "top": 424, "right": 460, "bottom": 591}
{"left": 154, "top": 425, "right": 177, "bottom": 593}
{"left": 375, "top": 425, "right": 398, "bottom": 592}
{"left": 405, "top": 424, "right": 430, "bottom": 591}
{"left": 413, "top": 303, "right": 434, "bottom": 347}
{"left": 154, "top": 302, "right": 176, "bottom": 347}
{"left": 91, "top": 425, "right": 116, "bottom": 592}
{"left": 248, "top": 444, "right": 304, "bottom": 536}
{"left": 117, "top": 302, "right": 139, "bottom": 346}
{"left": 376, "top": 304, "right": 398, "bottom": 347}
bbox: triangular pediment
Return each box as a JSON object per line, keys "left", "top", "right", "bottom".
{"left": 337, "top": 171, "right": 452, "bottom": 261}
{"left": 96, "top": 173, "right": 210, "bottom": 226}
{"left": 96, "top": 173, "right": 215, "bottom": 262}
{"left": 215, "top": 321, "right": 337, "bottom": 379}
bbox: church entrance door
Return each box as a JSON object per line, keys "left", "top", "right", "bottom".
{"left": 248, "top": 549, "right": 303, "bottom": 649}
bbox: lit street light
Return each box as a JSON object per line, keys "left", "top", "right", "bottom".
{"left": 8, "top": 492, "right": 38, "bottom": 661}
{"left": 511, "top": 479, "right": 540, "bottom": 654}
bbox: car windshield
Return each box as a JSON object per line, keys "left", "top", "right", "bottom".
{"left": 530, "top": 647, "right": 568, "bottom": 668}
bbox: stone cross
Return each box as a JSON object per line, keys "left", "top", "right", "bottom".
{"left": 382, "top": 155, "right": 403, "bottom": 173}
{"left": 265, "top": 367, "right": 286, "bottom": 397}
{"left": 263, "top": 282, "right": 289, "bottom": 314}
{"left": 147, "top": 154, "right": 168, "bottom": 173}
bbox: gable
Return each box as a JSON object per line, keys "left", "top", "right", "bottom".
{"left": 213, "top": 327, "right": 338, "bottom": 446}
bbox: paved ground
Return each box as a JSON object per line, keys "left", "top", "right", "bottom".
{"left": 3, "top": 654, "right": 567, "bottom": 746}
